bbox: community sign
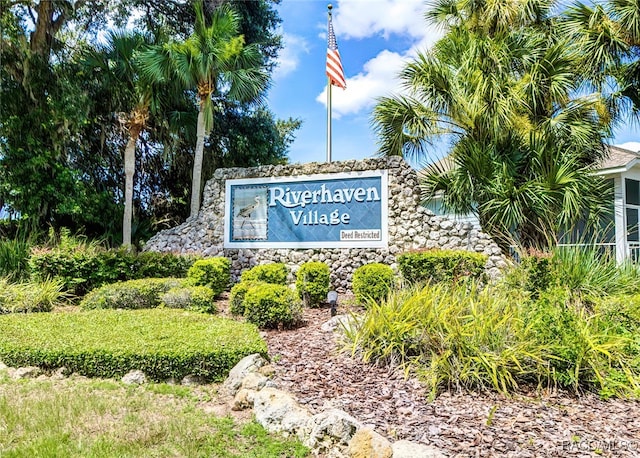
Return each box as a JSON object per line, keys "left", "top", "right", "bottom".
{"left": 224, "top": 170, "right": 388, "bottom": 248}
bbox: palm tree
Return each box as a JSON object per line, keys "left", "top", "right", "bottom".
{"left": 372, "top": 0, "right": 612, "bottom": 250}
{"left": 84, "top": 32, "right": 156, "bottom": 247}
{"left": 142, "top": 1, "right": 269, "bottom": 218}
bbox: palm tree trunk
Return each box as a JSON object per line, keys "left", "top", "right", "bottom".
{"left": 123, "top": 134, "right": 137, "bottom": 247}
{"left": 191, "top": 105, "right": 206, "bottom": 217}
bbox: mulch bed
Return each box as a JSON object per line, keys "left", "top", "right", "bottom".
{"left": 263, "top": 305, "right": 640, "bottom": 458}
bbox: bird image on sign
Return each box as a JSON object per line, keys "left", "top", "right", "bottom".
{"left": 232, "top": 188, "right": 268, "bottom": 240}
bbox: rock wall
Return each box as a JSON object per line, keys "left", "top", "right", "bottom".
{"left": 144, "top": 157, "right": 505, "bottom": 291}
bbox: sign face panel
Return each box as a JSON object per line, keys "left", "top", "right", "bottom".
{"left": 224, "top": 171, "right": 388, "bottom": 248}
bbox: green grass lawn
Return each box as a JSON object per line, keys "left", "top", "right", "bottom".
{"left": 0, "top": 371, "right": 309, "bottom": 457}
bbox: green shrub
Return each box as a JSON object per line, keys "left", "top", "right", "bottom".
{"left": 243, "top": 283, "right": 302, "bottom": 329}
{"left": 240, "top": 263, "right": 288, "bottom": 285}
{"left": 80, "top": 278, "right": 183, "bottom": 310}
{"left": 397, "top": 249, "right": 487, "bottom": 285}
{"left": 0, "top": 278, "right": 67, "bottom": 313}
{"left": 0, "top": 309, "right": 267, "bottom": 382}
{"left": 29, "top": 248, "right": 197, "bottom": 296}
{"left": 229, "top": 281, "right": 264, "bottom": 316}
{"left": 187, "top": 257, "right": 231, "bottom": 296}
{"left": 296, "top": 262, "right": 330, "bottom": 307}
{"left": 161, "top": 286, "right": 216, "bottom": 314}
{"left": 352, "top": 263, "right": 395, "bottom": 305}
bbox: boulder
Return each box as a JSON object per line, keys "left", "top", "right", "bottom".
{"left": 347, "top": 428, "right": 393, "bottom": 458}
{"left": 181, "top": 374, "right": 208, "bottom": 386}
{"left": 240, "top": 372, "right": 268, "bottom": 391}
{"left": 232, "top": 388, "right": 257, "bottom": 411}
{"left": 122, "top": 370, "right": 147, "bottom": 385}
{"left": 391, "top": 440, "right": 446, "bottom": 458}
{"left": 305, "top": 408, "right": 362, "bottom": 451}
{"left": 253, "top": 387, "right": 312, "bottom": 438}
{"left": 221, "top": 353, "right": 268, "bottom": 396}
{"left": 12, "top": 366, "right": 42, "bottom": 379}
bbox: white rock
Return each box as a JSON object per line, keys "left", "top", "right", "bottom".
{"left": 13, "top": 366, "right": 42, "bottom": 379}
{"left": 181, "top": 374, "right": 208, "bottom": 386}
{"left": 221, "top": 353, "right": 268, "bottom": 396}
{"left": 305, "top": 408, "right": 362, "bottom": 450}
{"left": 253, "top": 388, "right": 312, "bottom": 438}
{"left": 240, "top": 372, "right": 268, "bottom": 391}
{"left": 122, "top": 370, "right": 147, "bottom": 385}
{"left": 391, "top": 440, "right": 446, "bottom": 458}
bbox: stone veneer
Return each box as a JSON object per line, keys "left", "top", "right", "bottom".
{"left": 144, "top": 156, "right": 506, "bottom": 291}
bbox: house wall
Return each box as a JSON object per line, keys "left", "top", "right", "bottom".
{"left": 144, "top": 157, "right": 506, "bottom": 291}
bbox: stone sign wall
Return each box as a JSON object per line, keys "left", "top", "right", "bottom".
{"left": 144, "top": 157, "right": 505, "bottom": 291}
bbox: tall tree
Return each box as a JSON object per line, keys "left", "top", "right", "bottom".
{"left": 372, "top": 0, "right": 612, "bottom": 250}
{"left": 141, "top": 1, "right": 269, "bottom": 217}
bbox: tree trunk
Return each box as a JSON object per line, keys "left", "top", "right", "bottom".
{"left": 123, "top": 133, "right": 137, "bottom": 247}
{"left": 190, "top": 105, "right": 206, "bottom": 217}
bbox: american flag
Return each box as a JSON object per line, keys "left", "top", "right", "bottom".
{"left": 326, "top": 16, "right": 346, "bottom": 89}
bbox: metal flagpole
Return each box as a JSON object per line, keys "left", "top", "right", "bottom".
{"left": 326, "top": 4, "right": 333, "bottom": 163}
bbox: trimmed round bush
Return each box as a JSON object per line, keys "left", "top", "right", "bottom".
{"left": 296, "top": 262, "right": 330, "bottom": 307}
{"left": 0, "top": 278, "right": 66, "bottom": 314}
{"left": 187, "top": 257, "right": 231, "bottom": 296}
{"left": 243, "top": 283, "right": 302, "bottom": 329}
{"left": 161, "top": 285, "right": 216, "bottom": 313}
{"left": 229, "top": 281, "right": 265, "bottom": 316}
{"left": 352, "top": 263, "right": 395, "bottom": 305}
{"left": 240, "top": 263, "right": 288, "bottom": 285}
{"left": 80, "top": 278, "right": 183, "bottom": 310}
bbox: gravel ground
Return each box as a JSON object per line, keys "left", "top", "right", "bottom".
{"left": 264, "top": 306, "right": 640, "bottom": 458}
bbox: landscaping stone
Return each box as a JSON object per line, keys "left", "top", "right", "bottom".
{"left": 258, "top": 364, "right": 276, "bottom": 377}
{"left": 0, "top": 361, "right": 8, "bottom": 372}
{"left": 221, "top": 353, "right": 268, "bottom": 396}
{"left": 347, "top": 428, "right": 393, "bottom": 458}
{"left": 122, "top": 370, "right": 147, "bottom": 385}
{"left": 181, "top": 374, "right": 208, "bottom": 386}
{"left": 13, "top": 366, "right": 42, "bottom": 379}
{"left": 253, "top": 387, "right": 312, "bottom": 438}
{"left": 232, "top": 388, "right": 256, "bottom": 411}
{"left": 240, "top": 372, "right": 268, "bottom": 391}
{"left": 51, "top": 367, "right": 70, "bottom": 380}
{"left": 305, "top": 408, "right": 362, "bottom": 451}
{"left": 320, "top": 314, "right": 359, "bottom": 333}
{"left": 391, "top": 440, "right": 446, "bottom": 458}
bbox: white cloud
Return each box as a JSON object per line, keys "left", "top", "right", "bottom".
{"left": 273, "top": 33, "right": 309, "bottom": 80}
{"left": 315, "top": 0, "right": 443, "bottom": 117}
{"left": 333, "top": 0, "right": 433, "bottom": 40}
{"left": 316, "top": 49, "right": 407, "bottom": 118}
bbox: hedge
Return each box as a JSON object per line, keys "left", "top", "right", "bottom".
{"left": 29, "top": 249, "right": 198, "bottom": 296}
{"left": 397, "top": 249, "right": 487, "bottom": 284}
{"left": 0, "top": 309, "right": 267, "bottom": 382}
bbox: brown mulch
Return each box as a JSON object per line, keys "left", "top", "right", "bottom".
{"left": 263, "top": 305, "right": 640, "bottom": 458}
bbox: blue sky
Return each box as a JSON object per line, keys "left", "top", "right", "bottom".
{"left": 266, "top": 0, "right": 639, "bottom": 166}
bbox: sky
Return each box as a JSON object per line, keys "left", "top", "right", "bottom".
{"left": 266, "top": 0, "right": 639, "bottom": 167}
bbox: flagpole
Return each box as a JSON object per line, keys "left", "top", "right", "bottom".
{"left": 326, "top": 4, "right": 333, "bottom": 163}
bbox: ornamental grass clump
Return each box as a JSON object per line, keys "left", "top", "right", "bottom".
{"left": 345, "top": 279, "right": 640, "bottom": 399}
{"left": 0, "top": 278, "right": 67, "bottom": 313}
{"left": 296, "top": 262, "right": 330, "bottom": 307}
